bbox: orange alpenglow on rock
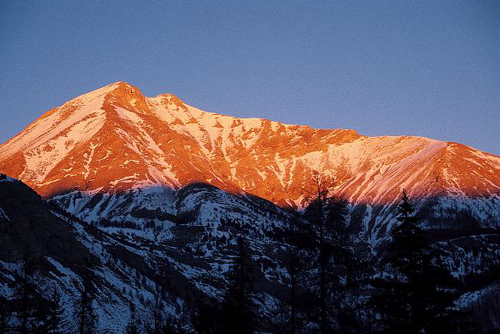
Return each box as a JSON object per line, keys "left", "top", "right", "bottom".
{"left": 0, "top": 82, "right": 499, "bottom": 209}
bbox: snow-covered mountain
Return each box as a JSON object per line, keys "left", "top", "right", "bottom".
{"left": 0, "top": 174, "right": 498, "bottom": 332}
{"left": 1, "top": 82, "right": 500, "bottom": 332}
{"left": 0, "top": 174, "right": 297, "bottom": 332}
{"left": 0, "top": 82, "right": 499, "bottom": 243}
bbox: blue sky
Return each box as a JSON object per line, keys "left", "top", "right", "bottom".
{"left": 0, "top": 0, "right": 498, "bottom": 154}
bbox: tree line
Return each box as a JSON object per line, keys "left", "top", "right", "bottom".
{"left": 1, "top": 174, "right": 480, "bottom": 333}
{"left": 0, "top": 255, "right": 97, "bottom": 334}
{"left": 188, "top": 175, "right": 478, "bottom": 333}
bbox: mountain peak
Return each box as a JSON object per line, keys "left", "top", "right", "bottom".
{"left": 105, "top": 81, "right": 141, "bottom": 96}
{"left": 99, "top": 81, "right": 138, "bottom": 93}
{"left": 65, "top": 81, "right": 143, "bottom": 107}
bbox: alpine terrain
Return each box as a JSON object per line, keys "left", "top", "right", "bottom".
{"left": 0, "top": 82, "right": 499, "bottom": 333}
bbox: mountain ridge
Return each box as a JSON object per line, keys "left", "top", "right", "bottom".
{"left": 1, "top": 81, "right": 498, "bottom": 207}
{"left": 1, "top": 83, "right": 499, "bottom": 332}
{"left": 0, "top": 81, "right": 499, "bottom": 245}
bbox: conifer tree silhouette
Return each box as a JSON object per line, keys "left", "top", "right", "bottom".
{"left": 76, "top": 260, "right": 97, "bottom": 334}
{"left": 371, "top": 190, "right": 475, "bottom": 333}
{"left": 46, "top": 289, "right": 64, "bottom": 334}
{"left": 0, "top": 296, "right": 8, "bottom": 334}
{"left": 303, "top": 172, "right": 358, "bottom": 333}
{"left": 33, "top": 288, "right": 65, "bottom": 334}
{"left": 125, "top": 302, "right": 139, "bottom": 334}
{"left": 17, "top": 248, "right": 38, "bottom": 334}
{"left": 220, "top": 237, "right": 255, "bottom": 334}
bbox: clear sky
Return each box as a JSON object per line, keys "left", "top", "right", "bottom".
{"left": 0, "top": 0, "right": 498, "bottom": 154}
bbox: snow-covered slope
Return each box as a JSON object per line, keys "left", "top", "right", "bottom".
{"left": 0, "top": 76, "right": 499, "bottom": 331}
{"left": 0, "top": 175, "right": 296, "bottom": 332}
{"left": 0, "top": 81, "right": 499, "bottom": 241}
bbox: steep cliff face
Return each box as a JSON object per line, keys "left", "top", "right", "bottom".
{"left": 0, "top": 82, "right": 499, "bottom": 240}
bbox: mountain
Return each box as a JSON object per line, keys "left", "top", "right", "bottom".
{"left": 0, "top": 174, "right": 151, "bottom": 331}
{"left": 0, "top": 173, "right": 498, "bottom": 332}
{"left": 0, "top": 82, "right": 499, "bottom": 244}
{"left": 1, "top": 82, "right": 500, "bottom": 332}
{"left": 0, "top": 174, "right": 299, "bottom": 332}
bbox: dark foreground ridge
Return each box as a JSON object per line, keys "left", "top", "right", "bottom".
{"left": 1, "top": 174, "right": 499, "bottom": 333}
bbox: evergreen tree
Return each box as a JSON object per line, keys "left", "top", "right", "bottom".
{"left": 17, "top": 249, "right": 39, "bottom": 334}
{"left": 325, "top": 196, "right": 365, "bottom": 334}
{"left": 125, "top": 302, "right": 139, "bottom": 334}
{"left": 303, "top": 173, "right": 359, "bottom": 333}
{"left": 370, "top": 190, "right": 474, "bottom": 333}
{"left": 303, "top": 173, "right": 368, "bottom": 333}
{"left": 151, "top": 288, "right": 164, "bottom": 334}
{"left": 76, "top": 261, "right": 97, "bottom": 334}
{"left": 287, "top": 240, "right": 300, "bottom": 334}
{"left": 45, "top": 289, "right": 64, "bottom": 334}
{"left": 145, "top": 247, "right": 166, "bottom": 334}
{"left": 220, "top": 237, "right": 255, "bottom": 334}
{"left": 282, "top": 216, "right": 316, "bottom": 334}
{"left": 192, "top": 301, "right": 217, "bottom": 334}
{"left": 305, "top": 173, "right": 333, "bottom": 333}
{"left": 160, "top": 316, "right": 184, "bottom": 334}
{"left": 0, "top": 296, "right": 9, "bottom": 334}
{"left": 33, "top": 289, "right": 64, "bottom": 334}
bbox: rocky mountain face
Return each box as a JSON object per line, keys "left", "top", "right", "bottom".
{"left": 0, "top": 175, "right": 299, "bottom": 332}
{"left": 0, "top": 82, "right": 498, "bottom": 244}
{"left": 0, "top": 82, "right": 499, "bottom": 332}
